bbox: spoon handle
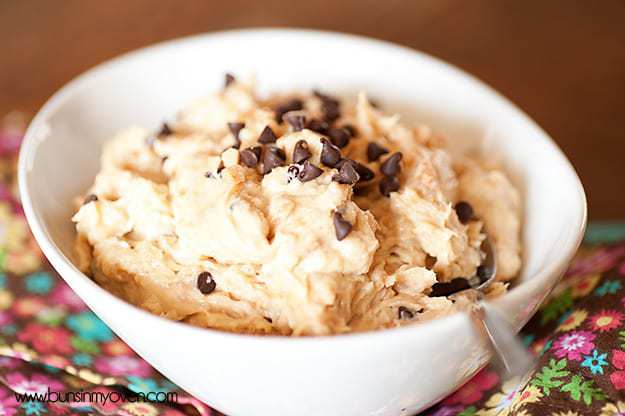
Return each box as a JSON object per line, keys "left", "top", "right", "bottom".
{"left": 469, "top": 300, "right": 535, "bottom": 378}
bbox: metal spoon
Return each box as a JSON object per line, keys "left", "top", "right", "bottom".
{"left": 457, "top": 238, "right": 535, "bottom": 378}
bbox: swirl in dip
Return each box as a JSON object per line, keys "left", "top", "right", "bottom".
{"left": 72, "top": 75, "right": 521, "bottom": 335}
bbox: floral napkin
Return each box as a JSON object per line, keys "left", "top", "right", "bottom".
{"left": 2, "top": 112, "right": 625, "bottom": 416}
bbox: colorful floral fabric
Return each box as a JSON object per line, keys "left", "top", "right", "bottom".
{"left": 2, "top": 113, "right": 625, "bottom": 415}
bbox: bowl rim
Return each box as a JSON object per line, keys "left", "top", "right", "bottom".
{"left": 18, "top": 27, "right": 587, "bottom": 345}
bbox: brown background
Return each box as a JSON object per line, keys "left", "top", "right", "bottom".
{"left": 1, "top": 0, "right": 624, "bottom": 219}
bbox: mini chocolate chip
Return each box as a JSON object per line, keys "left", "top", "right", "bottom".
{"left": 228, "top": 122, "right": 245, "bottom": 136}
{"left": 476, "top": 265, "right": 492, "bottom": 283}
{"left": 205, "top": 171, "right": 214, "bottom": 178}
{"left": 352, "top": 162, "right": 374, "bottom": 182}
{"left": 285, "top": 113, "right": 306, "bottom": 132}
{"left": 313, "top": 90, "right": 339, "bottom": 105}
{"left": 333, "top": 211, "right": 352, "bottom": 241}
{"left": 217, "top": 162, "right": 225, "bottom": 174}
{"left": 224, "top": 73, "right": 235, "bottom": 88}
{"left": 398, "top": 306, "right": 414, "bottom": 320}
{"left": 258, "top": 125, "right": 278, "bottom": 144}
{"left": 313, "top": 90, "right": 341, "bottom": 122}
{"left": 145, "top": 124, "right": 171, "bottom": 146}
{"left": 367, "top": 142, "right": 389, "bottom": 162}
{"left": 197, "top": 271, "right": 217, "bottom": 294}
{"left": 425, "top": 255, "right": 437, "bottom": 270}
{"left": 368, "top": 97, "right": 381, "bottom": 108}
{"left": 320, "top": 138, "right": 342, "bottom": 167}
{"left": 227, "top": 122, "right": 245, "bottom": 149}
{"left": 240, "top": 146, "right": 262, "bottom": 168}
{"left": 353, "top": 185, "right": 371, "bottom": 197}
{"left": 275, "top": 99, "right": 303, "bottom": 123}
{"left": 293, "top": 140, "right": 312, "bottom": 164}
{"left": 332, "top": 160, "right": 360, "bottom": 185}
{"left": 379, "top": 175, "right": 400, "bottom": 197}
{"left": 454, "top": 201, "right": 474, "bottom": 224}
{"left": 161, "top": 156, "right": 168, "bottom": 164}
{"left": 306, "top": 118, "right": 329, "bottom": 134}
{"left": 83, "top": 194, "right": 98, "bottom": 205}
{"left": 262, "top": 147, "right": 286, "bottom": 174}
{"left": 429, "top": 278, "right": 471, "bottom": 297}
{"left": 322, "top": 101, "right": 341, "bottom": 123}
{"left": 380, "top": 152, "right": 403, "bottom": 177}
{"left": 287, "top": 165, "right": 300, "bottom": 182}
{"left": 158, "top": 123, "right": 172, "bottom": 138}
{"left": 299, "top": 161, "right": 323, "bottom": 182}
{"left": 264, "top": 317, "right": 273, "bottom": 323}
{"left": 328, "top": 127, "right": 350, "bottom": 148}
{"left": 342, "top": 124, "right": 357, "bottom": 137}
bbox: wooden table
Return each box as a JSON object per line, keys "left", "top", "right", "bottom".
{"left": 2, "top": 0, "right": 623, "bottom": 219}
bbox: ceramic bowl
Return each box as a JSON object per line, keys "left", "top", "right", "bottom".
{"left": 18, "top": 29, "right": 586, "bottom": 416}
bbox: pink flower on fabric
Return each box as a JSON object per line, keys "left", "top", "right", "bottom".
{"left": 48, "top": 403, "right": 71, "bottom": 415}
{"left": 41, "top": 355, "right": 71, "bottom": 369}
{"left": 0, "top": 310, "right": 13, "bottom": 326}
{"left": 553, "top": 330, "right": 596, "bottom": 361}
{"left": 5, "top": 372, "right": 64, "bottom": 395}
{"left": 0, "top": 357, "right": 21, "bottom": 369}
{"left": 94, "top": 355, "right": 152, "bottom": 377}
{"left": 49, "top": 283, "right": 86, "bottom": 312}
{"left": 12, "top": 296, "right": 45, "bottom": 317}
{"left": 0, "top": 386, "right": 19, "bottom": 416}
{"left": 17, "top": 322, "right": 74, "bottom": 355}
{"left": 443, "top": 369, "right": 499, "bottom": 405}
{"left": 102, "top": 340, "right": 134, "bottom": 356}
{"left": 610, "top": 350, "right": 625, "bottom": 390}
{"left": 566, "top": 244, "right": 625, "bottom": 277}
{"left": 85, "top": 387, "right": 122, "bottom": 413}
{"left": 0, "top": 131, "right": 24, "bottom": 157}
{"left": 588, "top": 309, "right": 624, "bottom": 332}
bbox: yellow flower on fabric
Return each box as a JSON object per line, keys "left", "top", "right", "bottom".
{"left": 599, "top": 400, "right": 625, "bottom": 416}
{"left": 121, "top": 402, "right": 158, "bottom": 416}
{"left": 0, "top": 203, "right": 43, "bottom": 274}
{"left": 600, "top": 401, "right": 625, "bottom": 416}
{"left": 509, "top": 384, "right": 544, "bottom": 411}
{"left": 0, "top": 342, "right": 38, "bottom": 361}
{"left": 476, "top": 377, "right": 522, "bottom": 416}
{"left": 557, "top": 309, "right": 588, "bottom": 332}
{"left": 0, "top": 288, "right": 13, "bottom": 309}
{"left": 571, "top": 273, "right": 601, "bottom": 298}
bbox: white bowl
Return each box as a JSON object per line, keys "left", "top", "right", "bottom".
{"left": 18, "top": 29, "right": 586, "bottom": 416}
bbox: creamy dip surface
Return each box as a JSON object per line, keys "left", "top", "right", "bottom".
{"left": 72, "top": 75, "right": 522, "bottom": 335}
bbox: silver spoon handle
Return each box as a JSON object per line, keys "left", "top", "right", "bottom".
{"left": 469, "top": 300, "right": 535, "bottom": 378}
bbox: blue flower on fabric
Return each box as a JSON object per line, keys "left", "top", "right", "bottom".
{"left": 65, "top": 311, "right": 113, "bottom": 342}
{"left": 581, "top": 349, "right": 608, "bottom": 375}
{"left": 21, "top": 402, "right": 48, "bottom": 416}
{"left": 72, "top": 352, "right": 93, "bottom": 366}
{"left": 127, "top": 376, "right": 171, "bottom": 395}
{"left": 522, "top": 334, "right": 535, "bottom": 348}
{"left": 540, "top": 340, "right": 553, "bottom": 356}
{"left": 25, "top": 272, "right": 54, "bottom": 294}
{"left": 1, "top": 323, "right": 17, "bottom": 336}
{"left": 595, "top": 280, "right": 622, "bottom": 296}
{"left": 0, "top": 273, "right": 6, "bottom": 289}
{"left": 557, "top": 309, "right": 572, "bottom": 325}
{"left": 41, "top": 364, "right": 61, "bottom": 374}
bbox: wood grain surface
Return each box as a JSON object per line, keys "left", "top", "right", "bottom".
{"left": 1, "top": 0, "right": 623, "bottom": 219}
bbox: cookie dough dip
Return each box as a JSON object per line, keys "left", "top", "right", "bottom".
{"left": 72, "top": 74, "right": 522, "bottom": 336}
